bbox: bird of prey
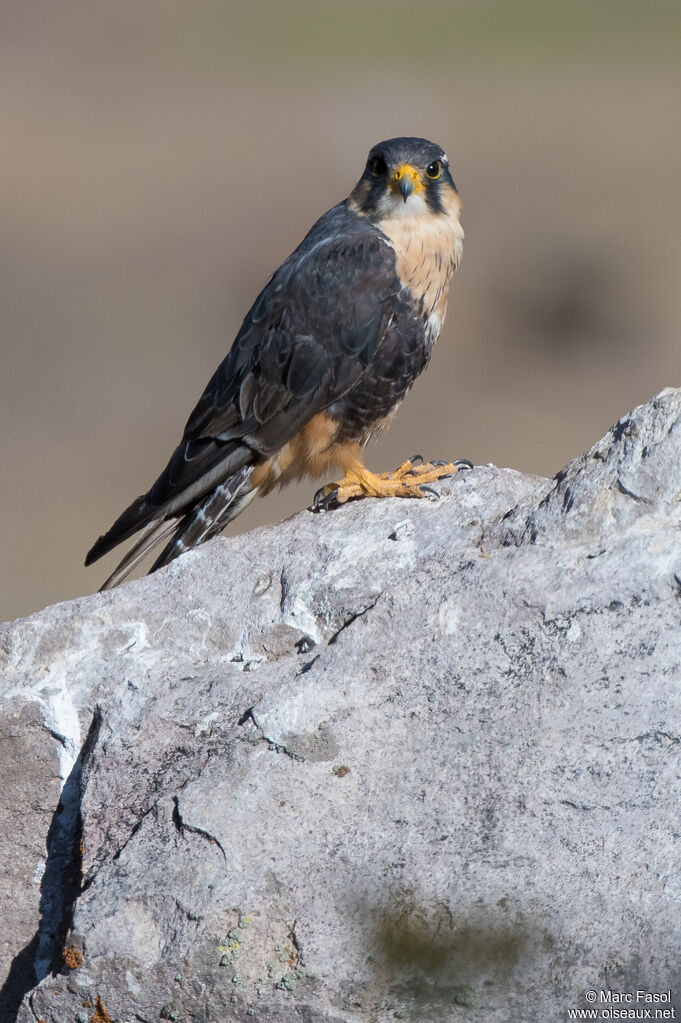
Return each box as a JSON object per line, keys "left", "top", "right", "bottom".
{"left": 86, "top": 136, "right": 466, "bottom": 589}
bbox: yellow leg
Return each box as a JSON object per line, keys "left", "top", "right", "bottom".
{"left": 313, "top": 456, "right": 472, "bottom": 509}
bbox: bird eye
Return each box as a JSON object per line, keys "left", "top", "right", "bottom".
{"left": 369, "top": 155, "right": 388, "bottom": 176}
{"left": 426, "top": 160, "right": 441, "bottom": 179}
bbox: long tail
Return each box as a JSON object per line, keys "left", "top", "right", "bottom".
{"left": 95, "top": 465, "right": 256, "bottom": 590}
{"left": 148, "top": 470, "right": 259, "bottom": 575}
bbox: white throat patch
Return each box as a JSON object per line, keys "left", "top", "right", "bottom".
{"left": 374, "top": 191, "right": 430, "bottom": 219}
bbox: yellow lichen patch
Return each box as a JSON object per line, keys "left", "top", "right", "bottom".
{"left": 92, "top": 995, "right": 115, "bottom": 1023}
{"left": 63, "top": 943, "right": 83, "bottom": 970}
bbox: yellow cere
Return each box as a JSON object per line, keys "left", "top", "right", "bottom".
{"left": 392, "top": 164, "right": 424, "bottom": 193}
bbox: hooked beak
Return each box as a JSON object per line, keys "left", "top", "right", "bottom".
{"left": 398, "top": 176, "right": 413, "bottom": 202}
{"left": 392, "top": 164, "right": 422, "bottom": 203}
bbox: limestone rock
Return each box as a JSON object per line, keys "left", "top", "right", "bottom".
{"left": 2, "top": 389, "right": 681, "bottom": 1022}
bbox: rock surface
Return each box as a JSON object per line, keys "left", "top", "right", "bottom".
{"left": 1, "top": 389, "right": 681, "bottom": 1023}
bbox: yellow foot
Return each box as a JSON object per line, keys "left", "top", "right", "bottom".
{"left": 312, "top": 455, "right": 473, "bottom": 510}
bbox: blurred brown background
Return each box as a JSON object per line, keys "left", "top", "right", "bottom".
{"left": 2, "top": 1, "right": 680, "bottom": 622}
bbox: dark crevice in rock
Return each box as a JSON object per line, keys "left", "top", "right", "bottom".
{"left": 297, "top": 653, "right": 320, "bottom": 675}
{"left": 172, "top": 897, "right": 202, "bottom": 925}
{"left": 33, "top": 715, "right": 98, "bottom": 976}
{"left": 616, "top": 478, "right": 652, "bottom": 503}
{"left": 0, "top": 934, "right": 39, "bottom": 1023}
{"left": 0, "top": 712, "right": 100, "bottom": 1022}
{"left": 328, "top": 595, "right": 381, "bottom": 645}
{"left": 611, "top": 417, "right": 636, "bottom": 443}
{"left": 86, "top": 742, "right": 217, "bottom": 886}
{"left": 237, "top": 707, "right": 258, "bottom": 727}
{"left": 171, "top": 794, "right": 183, "bottom": 833}
{"left": 172, "top": 795, "right": 226, "bottom": 860}
{"left": 44, "top": 725, "right": 73, "bottom": 748}
{"left": 110, "top": 806, "right": 155, "bottom": 866}
{"left": 262, "top": 738, "right": 305, "bottom": 762}
{"left": 616, "top": 731, "right": 681, "bottom": 746}
{"left": 279, "top": 567, "right": 289, "bottom": 612}
{"left": 241, "top": 708, "right": 306, "bottom": 762}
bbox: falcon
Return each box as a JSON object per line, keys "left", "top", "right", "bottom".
{"left": 86, "top": 136, "right": 466, "bottom": 589}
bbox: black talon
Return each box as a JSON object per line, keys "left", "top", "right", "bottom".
{"left": 321, "top": 488, "right": 339, "bottom": 511}
{"left": 407, "top": 454, "right": 424, "bottom": 466}
{"left": 430, "top": 459, "right": 447, "bottom": 467}
{"left": 454, "top": 458, "right": 474, "bottom": 470}
{"left": 419, "top": 485, "right": 440, "bottom": 498}
{"left": 313, "top": 485, "right": 338, "bottom": 511}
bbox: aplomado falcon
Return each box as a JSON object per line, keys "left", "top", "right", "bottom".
{"left": 86, "top": 136, "right": 466, "bottom": 588}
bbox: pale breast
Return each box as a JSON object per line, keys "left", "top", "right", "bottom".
{"left": 379, "top": 191, "right": 463, "bottom": 337}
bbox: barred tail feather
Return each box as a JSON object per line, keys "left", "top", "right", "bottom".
{"left": 149, "top": 468, "right": 256, "bottom": 573}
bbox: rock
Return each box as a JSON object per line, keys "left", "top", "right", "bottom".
{"left": 2, "top": 388, "right": 681, "bottom": 1023}
{"left": 0, "top": 702, "right": 62, "bottom": 1020}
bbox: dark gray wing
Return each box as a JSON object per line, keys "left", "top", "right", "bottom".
{"left": 86, "top": 203, "right": 400, "bottom": 567}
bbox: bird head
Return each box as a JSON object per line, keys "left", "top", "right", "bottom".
{"left": 349, "top": 137, "right": 459, "bottom": 220}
